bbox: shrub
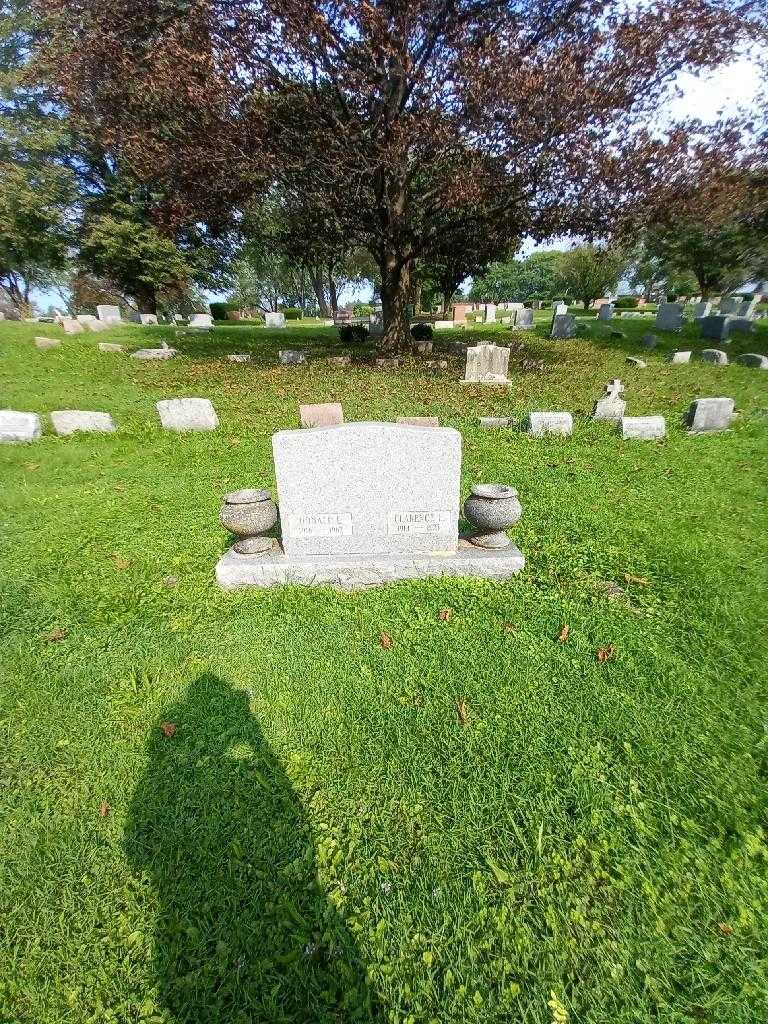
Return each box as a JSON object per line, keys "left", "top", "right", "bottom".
{"left": 353, "top": 303, "right": 374, "bottom": 317}
{"left": 338, "top": 323, "right": 368, "bottom": 344}
{"left": 281, "top": 307, "right": 302, "bottom": 320}
{"left": 410, "top": 322, "right": 433, "bottom": 340}
{"left": 210, "top": 302, "right": 229, "bottom": 321}
{"left": 615, "top": 296, "right": 639, "bottom": 308}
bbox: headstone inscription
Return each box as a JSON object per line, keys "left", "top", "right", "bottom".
{"left": 462, "top": 344, "right": 510, "bottom": 383}
{"left": 655, "top": 302, "right": 684, "bottom": 330}
{"left": 273, "top": 422, "right": 461, "bottom": 557}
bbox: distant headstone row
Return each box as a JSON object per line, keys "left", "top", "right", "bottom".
{"left": 0, "top": 399, "right": 219, "bottom": 441}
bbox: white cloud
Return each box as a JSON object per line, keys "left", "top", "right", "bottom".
{"left": 669, "top": 56, "right": 761, "bottom": 122}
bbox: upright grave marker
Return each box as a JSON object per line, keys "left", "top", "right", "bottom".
{"left": 462, "top": 344, "right": 510, "bottom": 383}
{"left": 655, "top": 302, "right": 684, "bottom": 331}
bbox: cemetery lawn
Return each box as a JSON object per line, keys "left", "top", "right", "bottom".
{"left": 2, "top": 314, "right": 768, "bottom": 1024}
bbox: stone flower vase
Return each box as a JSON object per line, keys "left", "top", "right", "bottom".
{"left": 463, "top": 484, "right": 522, "bottom": 549}
{"left": 219, "top": 489, "right": 279, "bottom": 554}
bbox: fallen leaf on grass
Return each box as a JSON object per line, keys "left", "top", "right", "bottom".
{"left": 46, "top": 627, "right": 68, "bottom": 642}
{"left": 160, "top": 722, "right": 177, "bottom": 738}
{"left": 503, "top": 623, "right": 516, "bottom": 633}
{"left": 99, "top": 800, "right": 110, "bottom": 817}
{"left": 438, "top": 607, "right": 453, "bottom": 622}
{"left": 597, "top": 645, "right": 616, "bottom": 663}
{"left": 25, "top": 463, "right": 40, "bottom": 471}
{"left": 557, "top": 623, "right": 570, "bottom": 643}
{"left": 112, "top": 554, "right": 131, "bottom": 571}
{"left": 379, "top": 632, "right": 393, "bottom": 649}
{"left": 718, "top": 922, "right": 733, "bottom": 936}
{"left": 456, "top": 699, "right": 468, "bottom": 726}
{"left": 624, "top": 573, "right": 650, "bottom": 586}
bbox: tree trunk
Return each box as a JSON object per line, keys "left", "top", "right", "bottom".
{"left": 327, "top": 266, "right": 338, "bottom": 314}
{"left": 380, "top": 258, "right": 412, "bottom": 350}
{"left": 583, "top": 297, "right": 590, "bottom": 309}
{"left": 413, "top": 279, "right": 422, "bottom": 315}
{"left": 133, "top": 281, "right": 158, "bottom": 314}
{"left": 439, "top": 275, "right": 459, "bottom": 315}
{"left": 309, "top": 267, "right": 329, "bottom": 317}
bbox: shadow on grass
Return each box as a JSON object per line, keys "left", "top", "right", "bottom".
{"left": 125, "top": 674, "right": 380, "bottom": 1023}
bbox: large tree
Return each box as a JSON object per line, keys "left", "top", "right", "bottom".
{"left": 40, "top": 0, "right": 759, "bottom": 345}
{"left": 471, "top": 251, "right": 563, "bottom": 303}
{"left": 555, "top": 244, "right": 628, "bottom": 308}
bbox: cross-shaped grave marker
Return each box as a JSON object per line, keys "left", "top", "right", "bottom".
{"left": 605, "top": 379, "right": 625, "bottom": 399}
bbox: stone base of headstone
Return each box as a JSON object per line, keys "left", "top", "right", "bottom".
{"left": 215, "top": 539, "right": 525, "bottom": 591}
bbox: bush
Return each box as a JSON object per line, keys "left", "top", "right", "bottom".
{"left": 410, "top": 322, "right": 434, "bottom": 340}
{"left": 338, "top": 323, "right": 368, "bottom": 344}
{"left": 353, "top": 303, "right": 374, "bottom": 317}
{"left": 210, "top": 302, "right": 229, "bottom": 321}
{"left": 615, "top": 296, "right": 639, "bottom": 309}
{"left": 281, "top": 307, "right": 302, "bottom": 320}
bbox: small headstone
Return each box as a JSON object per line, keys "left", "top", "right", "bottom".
{"left": 597, "top": 304, "right": 614, "bottom": 321}
{"left": 96, "top": 304, "right": 121, "bottom": 322}
{"left": 76, "top": 314, "right": 98, "bottom": 324}
{"left": 462, "top": 344, "right": 510, "bottom": 383}
{"left": 620, "top": 416, "right": 666, "bottom": 440}
{"left": 700, "top": 349, "right": 728, "bottom": 365}
{"left": 728, "top": 317, "right": 754, "bottom": 335}
{"left": 515, "top": 309, "right": 534, "bottom": 328}
{"left": 434, "top": 320, "right": 454, "bottom": 330}
{"left": 272, "top": 422, "right": 461, "bottom": 557}
{"left": 139, "top": 313, "right": 159, "bottom": 326}
{"left": 424, "top": 359, "right": 448, "bottom": 370}
{"left": 188, "top": 313, "right": 213, "bottom": 329}
{"left": 376, "top": 357, "right": 401, "bottom": 369}
{"left": 592, "top": 379, "right": 626, "bottom": 422}
{"left": 327, "top": 355, "right": 351, "bottom": 367}
{"left": 98, "top": 343, "right": 124, "bottom": 353}
{"left": 300, "top": 402, "right": 344, "bottom": 428}
{"left": 50, "top": 410, "right": 117, "bottom": 436}
{"left": 550, "top": 314, "right": 576, "bottom": 339}
{"left": 626, "top": 357, "right": 647, "bottom": 368}
{"left": 396, "top": 416, "right": 439, "bottom": 427}
{"left": 34, "top": 336, "right": 61, "bottom": 350}
{"left": 61, "top": 318, "right": 84, "bottom": 334}
{"left": 735, "top": 353, "right": 768, "bottom": 369}
{"left": 719, "top": 297, "right": 738, "bottom": 315}
{"left": 686, "top": 397, "right": 735, "bottom": 433}
{"left": 156, "top": 398, "right": 219, "bottom": 431}
{"left": 668, "top": 350, "right": 692, "bottom": 364}
{"left": 265, "top": 311, "right": 287, "bottom": 328}
{"left": 227, "top": 353, "right": 251, "bottom": 362}
{"left": 0, "top": 410, "right": 42, "bottom": 442}
{"left": 279, "top": 349, "right": 306, "bottom": 365}
{"left": 412, "top": 340, "right": 433, "bottom": 355}
{"left": 479, "top": 416, "right": 512, "bottom": 428}
{"left": 85, "top": 319, "right": 111, "bottom": 332}
{"left": 131, "top": 348, "right": 177, "bottom": 360}
{"left": 553, "top": 302, "right": 568, "bottom": 316}
{"left": 524, "top": 412, "right": 573, "bottom": 437}
{"left": 692, "top": 301, "right": 712, "bottom": 318}
{"left": 641, "top": 333, "right": 659, "bottom": 349}
{"left": 609, "top": 329, "right": 626, "bottom": 338}
{"left": 655, "top": 302, "right": 684, "bottom": 330}
{"left": 700, "top": 315, "right": 731, "bottom": 342}
{"left": 484, "top": 303, "right": 497, "bottom": 323}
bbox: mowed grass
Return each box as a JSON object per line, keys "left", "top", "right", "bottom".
{"left": 1, "top": 313, "right": 767, "bottom": 1024}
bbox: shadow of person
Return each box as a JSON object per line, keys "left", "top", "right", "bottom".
{"left": 125, "top": 674, "right": 380, "bottom": 1023}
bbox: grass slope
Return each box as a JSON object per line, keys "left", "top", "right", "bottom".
{"left": 1, "top": 314, "right": 767, "bottom": 1024}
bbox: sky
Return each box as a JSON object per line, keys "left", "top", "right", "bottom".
{"left": 31, "top": 55, "right": 763, "bottom": 312}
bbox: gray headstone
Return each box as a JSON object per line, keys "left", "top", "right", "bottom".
{"left": 61, "top": 318, "right": 84, "bottom": 334}
{"left": 550, "top": 314, "right": 576, "bottom": 339}
{"left": 516, "top": 309, "right": 534, "bottom": 328}
{"left": 300, "top": 402, "right": 344, "bottom": 428}
{"left": 700, "top": 349, "right": 728, "bottom": 365}
{"left": 592, "top": 379, "right": 626, "bottom": 422}
{"left": 626, "top": 357, "right": 647, "bottom": 368}
{"left": 34, "top": 336, "right": 61, "bottom": 349}
{"left": 156, "top": 398, "right": 218, "bottom": 431}
{"left": 96, "top": 304, "right": 121, "bottom": 322}
{"left": 735, "top": 353, "right": 768, "bottom": 369}
{"left": 728, "top": 317, "right": 754, "bottom": 335}
{"left": 265, "top": 311, "right": 287, "bottom": 328}
{"left": 188, "top": 313, "right": 213, "bottom": 329}
{"left": 524, "top": 412, "right": 573, "bottom": 437}
{"left": 50, "top": 410, "right": 117, "bottom": 435}
{"left": 668, "top": 350, "right": 692, "bottom": 364}
{"left": 686, "top": 397, "right": 735, "bottom": 433}
{"left": 655, "top": 302, "right": 684, "bottom": 330}
{"left": 479, "top": 416, "right": 513, "bottom": 428}
{"left": 641, "top": 333, "right": 659, "bottom": 348}
{"left": 462, "top": 344, "right": 510, "bottom": 382}
{"left": 597, "top": 304, "right": 614, "bottom": 321}
{"left": 692, "top": 301, "right": 712, "bottom": 318}
{"left": 139, "top": 313, "right": 160, "bottom": 326}
{"left": 0, "top": 410, "right": 42, "bottom": 442}
{"left": 272, "top": 422, "right": 461, "bottom": 557}
{"left": 620, "top": 416, "right": 665, "bottom": 440}
{"left": 131, "top": 348, "right": 177, "bottom": 360}
{"left": 719, "top": 297, "right": 738, "bottom": 315}
{"left": 99, "top": 343, "right": 124, "bottom": 353}
{"left": 700, "top": 315, "right": 731, "bottom": 342}
{"left": 279, "top": 349, "right": 306, "bottom": 365}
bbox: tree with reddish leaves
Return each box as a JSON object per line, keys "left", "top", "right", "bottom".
{"left": 39, "top": 0, "right": 761, "bottom": 346}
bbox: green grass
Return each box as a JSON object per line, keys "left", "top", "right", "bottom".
{"left": 1, "top": 313, "right": 767, "bottom": 1024}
